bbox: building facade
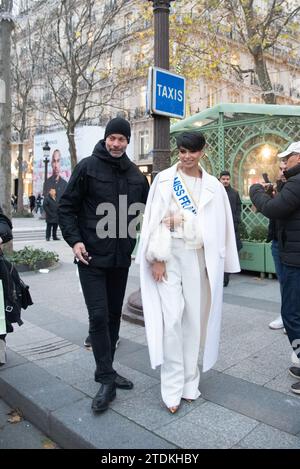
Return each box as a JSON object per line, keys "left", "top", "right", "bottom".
{"left": 12, "top": 0, "right": 300, "bottom": 194}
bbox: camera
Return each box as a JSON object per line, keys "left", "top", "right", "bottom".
{"left": 262, "top": 173, "right": 274, "bottom": 196}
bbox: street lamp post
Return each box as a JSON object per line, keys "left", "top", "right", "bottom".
{"left": 122, "top": 0, "right": 174, "bottom": 325}
{"left": 150, "top": 0, "right": 175, "bottom": 178}
{"left": 43, "top": 141, "right": 51, "bottom": 187}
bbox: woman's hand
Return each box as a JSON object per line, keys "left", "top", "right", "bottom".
{"left": 151, "top": 261, "right": 167, "bottom": 282}
{"left": 163, "top": 212, "right": 183, "bottom": 231}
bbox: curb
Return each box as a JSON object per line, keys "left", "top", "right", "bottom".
{"left": 0, "top": 354, "right": 93, "bottom": 449}
{"left": 0, "top": 349, "right": 175, "bottom": 449}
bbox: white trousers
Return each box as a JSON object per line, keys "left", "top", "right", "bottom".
{"left": 157, "top": 238, "right": 210, "bottom": 407}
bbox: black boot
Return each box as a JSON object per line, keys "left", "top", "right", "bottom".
{"left": 91, "top": 383, "right": 116, "bottom": 413}
{"left": 115, "top": 373, "right": 134, "bottom": 390}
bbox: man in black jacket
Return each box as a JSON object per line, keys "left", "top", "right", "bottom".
{"left": 59, "top": 117, "right": 149, "bottom": 413}
{"left": 219, "top": 171, "right": 242, "bottom": 286}
{"left": 250, "top": 141, "right": 300, "bottom": 395}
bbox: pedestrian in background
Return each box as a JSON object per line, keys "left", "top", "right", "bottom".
{"left": 29, "top": 194, "right": 36, "bottom": 213}
{"left": 43, "top": 188, "right": 60, "bottom": 241}
{"left": 35, "top": 193, "right": 43, "bottom": 215}
{"left": 250, "top": 141, "right": 300, "bottom": 395}
{"left": 137, "top": 131, "right": 240, "bottom": 413}
{"left": 267, "top": 161, "right": 287, "bottom": 331}
{"left": 219, "top": 170, "right": 242, "bottom": 287}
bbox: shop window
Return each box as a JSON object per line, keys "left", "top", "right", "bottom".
{"left": 139, "top": 130, "right": 150, "bottom": 159}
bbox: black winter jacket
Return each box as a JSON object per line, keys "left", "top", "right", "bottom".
{"left": 43, "top": 195, "right": 59, "bottom": 224}
{"left": 225, "top": 185, "right": 242, "bottom": 251}
{"left": 58, "top": 140, "right": 149, "bottom": 268}
{"left": 250, "top": 163, "right": 300, "bottom": 267}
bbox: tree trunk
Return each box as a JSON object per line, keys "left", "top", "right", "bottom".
{"left": 17, "top": 141, "right": 24, "bottom": 213}
{"left": 253, "top": 46, "right": 276, "bottom": 104}
{"left": 67, "top": 125, "right": 77, "bottom": 170}
{"left": 0, "top": 18, "right": 13, "bottom": 216}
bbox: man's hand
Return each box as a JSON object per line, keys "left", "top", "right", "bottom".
{"left": 151, "top": 261, "right": 167, "bottom": 282}
{"left": 72, "top": 242, "right": 91, "bottom": 265}
{"left": 261, "top": 182, "right": 274, "bottom": 197}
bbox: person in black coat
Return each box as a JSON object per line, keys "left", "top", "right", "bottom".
{"left": 267, "top": 161, "right": 287, "bottom": 331}
{"left": 250, "top": 141, "right": 300, "bottom": 396}
{"left": 29, "top": 194, "right": 36, "bottom": 213}
{"left": 59, "top": 117, "right": 149, "bottom": 413}
{"left": 43, "top": 188, "right": 60, "bottom": 241}
{"left": 219, "top": 171, "right": 242, "bottom": 286}
{"left": 0, "top": 205, "right": 13, "bottom": 366}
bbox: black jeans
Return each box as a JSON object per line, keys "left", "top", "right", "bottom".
{"left": 78, "top": 264, "right": 129, "bottom": 384}
{"left": 281, "top": 264, "right": 300, "bottom": 359}
{"left": 46, "top": 223, "right": 58, "bottom": 240}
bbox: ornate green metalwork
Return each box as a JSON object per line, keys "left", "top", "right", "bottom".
{"left": 170, "top": 104, "right": 300, "bottom": 236}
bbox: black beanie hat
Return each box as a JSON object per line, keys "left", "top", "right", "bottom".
{"left": 104, "top": 117, "right": 131, "bottom": 143}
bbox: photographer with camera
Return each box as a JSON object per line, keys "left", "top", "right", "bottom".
{"left": 250, "top": 142, "right": 300, "bottom": 395}
{"left": 264, "top": 162, "right": 287, "bottom": 331}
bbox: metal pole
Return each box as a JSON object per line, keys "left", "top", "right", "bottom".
{"left": 44, "top": 158, "right": 49, "bottom": 184}
{"left": 123, "top": 0, "right": 174, "bottom": 325}
{"left": 150, "top": 0, "right": 174, "bottom": 178}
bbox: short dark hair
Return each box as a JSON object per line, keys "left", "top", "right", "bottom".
{"left": 176, "top": 131, "right": 206, "bottom": 152}
{"left": 220, "top": 170, "right": 231, "bottom": 178}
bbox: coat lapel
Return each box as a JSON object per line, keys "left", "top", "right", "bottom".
{"left": 158, "top": 165, "right": 177, "bottom": 207}
{"left": 199, "top": 167, "right": 216, "bottom": 210}
{"left": 156, "top": 164, "right": 216, "bottom": 212}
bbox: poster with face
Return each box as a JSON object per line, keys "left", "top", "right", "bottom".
{"left": 33, "top": 131, "right": 71, "bottom": 201}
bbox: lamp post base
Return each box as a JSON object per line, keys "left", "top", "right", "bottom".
{"left": 122, "top": 289, "right": 145, "bottom": 327}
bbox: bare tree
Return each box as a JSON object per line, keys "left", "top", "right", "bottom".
{"left": 41, "top": 0, "right": 132, "bottom": 169}
{"left": 11, "top": 16, "right": 45, "bottom": 213}
{"left": 221, "top": 0, "right": 300, "bottom": 104}
{"left": 0, "top": 0, "right": 14, "bottom": 215}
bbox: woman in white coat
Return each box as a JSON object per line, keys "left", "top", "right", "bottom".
{"left": 136, "top": 131, "right": 240, "bottom": 413}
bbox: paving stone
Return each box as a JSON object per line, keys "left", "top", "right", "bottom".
{"left": 0, "top": 362, "right": 84, "bottom": 433}
{"left": 238, "top": 423, "right": 300, "bottom": 449}
{"left": 0, "top": 399, "right": 10, "bottom": 428}
{"left": 112, "top": 383, "right": 205, "bottom": 431}
{"left": 51, "top": 399, "right": 177, "bottom": 449}
{"left": 0, "top": 349, "right": 28, "bottom": 370}
{"left": 155, "top": 401, "right": 258, "bottom": 449}
{"left": 264, "top": 369, "right": 298, "bottom": 396}
{"left": 117, "top": 346, "right": 160, "bottom": 380}
{"left": 201, "top": 372, "right": 300, "bottom": 434}
{"left": 37, "top": 359, "right": 92, "bottom": 385}
{"left": 73, "top": 363, "right": 159, "bottom": 403}
{"left": 224, "top": 362, "right": 271, "bottom": 386}
{"left": 114, "top": 338, "right": 145, "bottom": 357}
{"left": 0, "top": 419, "right": 57, "bottom": 449}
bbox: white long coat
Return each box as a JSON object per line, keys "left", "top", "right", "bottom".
{"left": 136, "top": 164, "right": 240, "bottom": 372}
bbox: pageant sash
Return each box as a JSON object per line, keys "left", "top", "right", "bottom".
{"left": 0, "top": 280, "right": 6, "bottom": 335}
{"left": 173, "top": 173, "right": 197, "bottom": 215}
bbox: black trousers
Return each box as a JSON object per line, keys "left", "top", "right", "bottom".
{"left": 78, "top": 264, "right": 129, "bottom": 384}
{"left": 46, "top": 223, "right": 58, "bottom": 240}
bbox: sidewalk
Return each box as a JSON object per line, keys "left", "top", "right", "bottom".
{"left": 1, "top": 237, "right": 300, "bottom": 448}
